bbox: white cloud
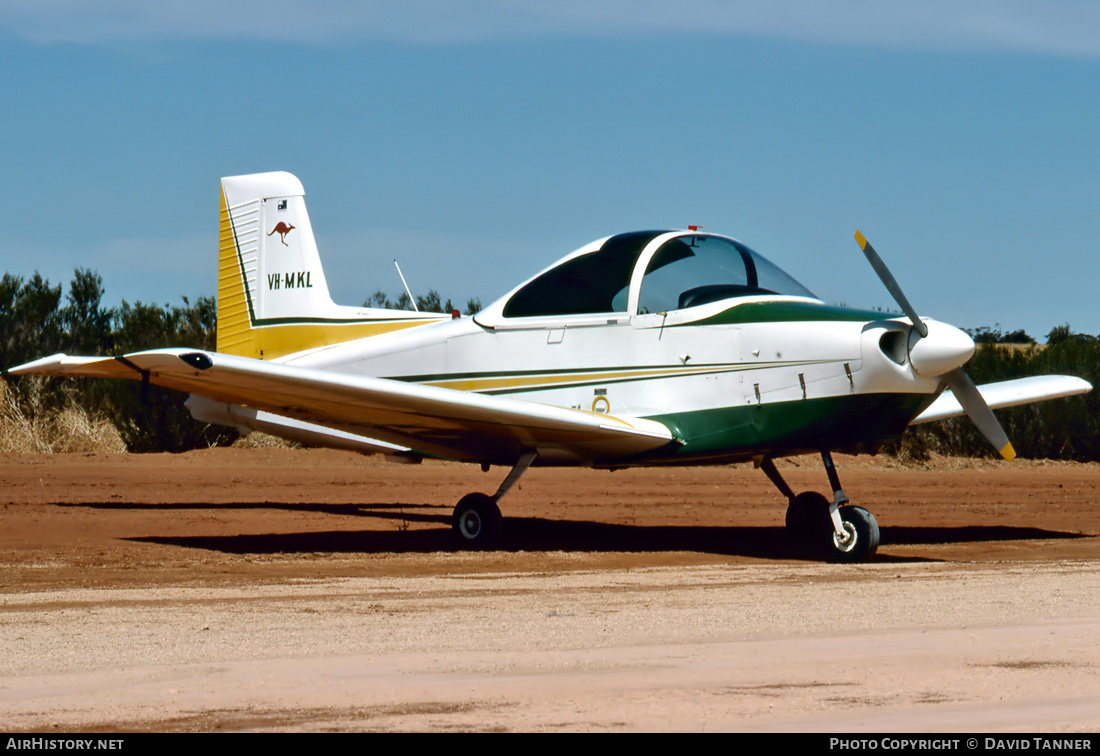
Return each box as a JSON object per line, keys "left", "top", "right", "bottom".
{"left": 3, "top": 0, "right": 1100, "bottom": 57}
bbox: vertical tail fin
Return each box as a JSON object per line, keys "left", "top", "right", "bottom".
{"left": 219, "top": 172, "right": 333, "bottom": 355}
{"left": 217, "top": 172, "right": 444, "bottom": 360}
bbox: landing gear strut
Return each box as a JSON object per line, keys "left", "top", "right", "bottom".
{"left": 451, "top": 450, "right": 537, "bottom": 549}
{"left": 760, "top": 451, "right": 880, "bottom": 562}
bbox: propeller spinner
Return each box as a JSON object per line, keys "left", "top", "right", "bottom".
{"left": 854, "top": 230, "right": 1016, "bottom": 461}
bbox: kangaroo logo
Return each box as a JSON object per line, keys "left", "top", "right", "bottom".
{"left": 268, "top": 222, "right": 296, "bottom": 247}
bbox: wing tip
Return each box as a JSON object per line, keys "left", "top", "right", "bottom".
{"left": 6, "top": 353, "right": 70, "bottom": 376}
{"left": 854, "top": 229, "right": 868, "bottom": 250}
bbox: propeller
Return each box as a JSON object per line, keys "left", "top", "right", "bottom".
{"left": 855, "top": 231, "right": 927, "bottom": 339}
{"left": 854, "top": 230, "right": 1016, "bottom": 461}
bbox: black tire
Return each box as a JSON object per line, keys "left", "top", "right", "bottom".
{"left": 451, "top": 493, "right": 503, "bottom": 549}
{"left": 785, "top": 491, "right": 831, "bottom": 537}
{"left": 825, "top": 506, "right": 880, "bottom": 563}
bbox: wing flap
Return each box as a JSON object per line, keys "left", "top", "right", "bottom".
{"left": 10, "top": 350, "right": 674, "bottom": 464}
{"left": 912, "top": 375, "right": 1092, "bottom": 425}
{"left": 184, "top": 395, "right": 413, "bottom": 456}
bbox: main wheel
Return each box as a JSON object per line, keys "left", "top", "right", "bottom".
{"left": 825, "top": 506, "right": 880, "bottom": 563}
{"left": 785, "top": 491, "right": 831, "bottom": 537}
{"left": 451, "top": 493, "right": 503, "bottom": 549}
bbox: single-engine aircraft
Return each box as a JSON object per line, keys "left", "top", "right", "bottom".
{"left": 10, "top": 172, "right": 1091, "bottom": 561}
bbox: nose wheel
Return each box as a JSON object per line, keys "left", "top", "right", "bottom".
{"left": 825, "top": 505, "right": 880, "bottom": 562}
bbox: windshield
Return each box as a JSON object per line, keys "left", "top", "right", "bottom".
{"left": 637, "top": 235, "right": 815, "bottom": 314}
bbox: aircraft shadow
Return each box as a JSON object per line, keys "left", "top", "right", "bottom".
{"left": 51, "top": 500, "right": 445, "bottom": 521}
{"left": 135, "top": 520, "right": 817, "bottom": 560}
{"left": 883, "top": 525, "right": 1088, "bottom": 546}
{"left": 52, "top": 501, "right": 1087, "bottom": 562}
{"left": 95, "top": 500, "right": 1087, "bottom": 562}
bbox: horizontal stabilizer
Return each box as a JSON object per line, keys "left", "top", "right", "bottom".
{"left": 911, "top": 375, "right": 1091, "bottom": 425}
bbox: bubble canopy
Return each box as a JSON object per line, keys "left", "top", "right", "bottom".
{"left": 493, "top": 230, "right": 817, "bottom": 321}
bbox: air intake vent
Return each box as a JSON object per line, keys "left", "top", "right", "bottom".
{"left": 879, "top": 330, "right": 909, "bottom": 366}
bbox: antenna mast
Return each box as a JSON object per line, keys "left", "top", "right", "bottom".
{"left": 393, "top": 260, "right": 419, "bottom": 312}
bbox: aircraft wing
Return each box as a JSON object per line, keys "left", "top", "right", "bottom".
{"left": 9, "top": 350, "right": 674, "bottom": 465}
{"left": 911, "top": 375, "right": 1092, "bottom": 425}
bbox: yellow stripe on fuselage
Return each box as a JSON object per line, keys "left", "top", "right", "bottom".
{"left": 422, "top": 363, "right": 765, "bottom": 393}
{"left": 248, "top": 319, "right": 436, "bottom": 360}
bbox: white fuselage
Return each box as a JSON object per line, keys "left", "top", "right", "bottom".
{"left": 276, "top": 295, "right": 954, "bottom": 463}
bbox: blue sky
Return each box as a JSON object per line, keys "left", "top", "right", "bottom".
{"left": 1, "top": 1, "right": 1098, "bottom": 341}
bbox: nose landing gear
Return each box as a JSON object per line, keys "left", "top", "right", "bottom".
{"left": 759, "top": 451, "right": 880, "bottom": 562}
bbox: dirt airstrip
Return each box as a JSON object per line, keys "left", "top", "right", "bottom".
{"left": 0, "top": 448, "right": 1097, "bottom": 732}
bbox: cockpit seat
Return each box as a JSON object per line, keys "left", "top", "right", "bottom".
{"left": 678, "top": 284, "right": 774, "bottom": 309}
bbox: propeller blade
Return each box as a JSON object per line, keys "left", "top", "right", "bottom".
{"left": 944, "top": 368, "right": 1016, "bottom": 461}
{"left": 854, "top": 230, "right": 928, "bottom": 338}
{"left": 852, "top": 231, "right": 1013, "bottom": 459}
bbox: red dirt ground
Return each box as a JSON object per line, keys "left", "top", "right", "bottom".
{"left": 0, "top": 448, "right": 1096, "bottom": 588}
{"left": 1, "top": 449, "right": 1097, "bottom": 732}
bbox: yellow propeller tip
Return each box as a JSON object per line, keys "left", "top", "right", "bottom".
{"left": 854, "top": 230, "right": 867, "bottom": 249}
{"left": 1000, "top": 443, "right": 1017, "bottom": 461}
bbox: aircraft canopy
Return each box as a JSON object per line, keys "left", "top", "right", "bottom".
{"left": 491, "top": 230, "right": 817, "bottom": 321}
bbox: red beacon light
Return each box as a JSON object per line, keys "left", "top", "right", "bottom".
{"left": 688, "top": 225, "right": 704, "bottom": 232}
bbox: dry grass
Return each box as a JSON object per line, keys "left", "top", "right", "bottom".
{"left": 0, "top": 378, "right": 298, "bottom": 454}
{"left": 0, "top": 377, "right": 1085, "bottom": 465}
{"left": 231, "top": 430, "right": 299, "bottom": 449}
{"left": 0, "top": 378, "right": 126, "bottom": 454}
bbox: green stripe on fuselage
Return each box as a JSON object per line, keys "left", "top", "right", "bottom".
{"left": 682, "top": 301, "right": 900, "bottom": 327}
{"left": 631, "top": 392, "right": 934, "bottom": 465}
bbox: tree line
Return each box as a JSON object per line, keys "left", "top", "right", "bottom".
{"left": 1, "top": 268, "right": 1098, "bottom": 459}
{"left": 0, "top": 269, "right": 484, "bottom": 453}
{"left": 893, "top": 325, "right": 1100, "bottom": 461}
{"left": 0, "top": 269, "right": 230, "bottom": 452}
{"left": 364, "top": 289, "right": 482, "bottom": 316}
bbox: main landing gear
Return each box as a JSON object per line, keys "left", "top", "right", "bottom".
{"left": 451, "top": 450, "right": 537, "bottom": 550}
{"left": 759, "top": 451, "right": 880, "bottom": 562}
